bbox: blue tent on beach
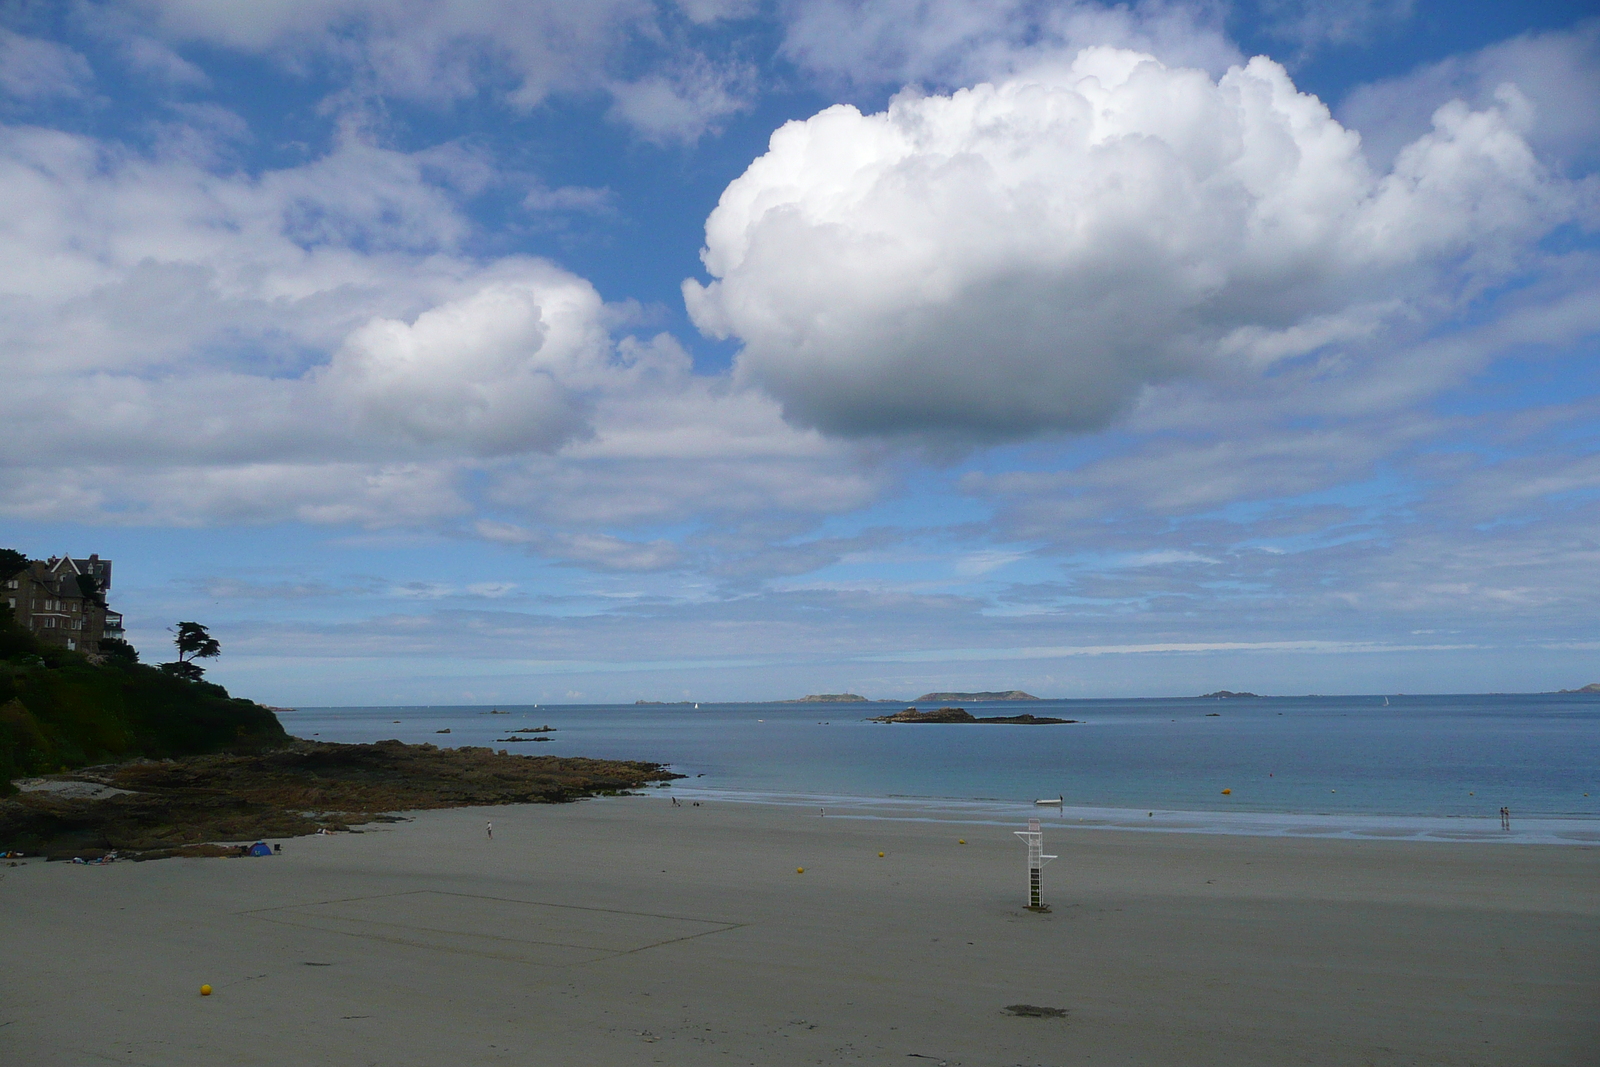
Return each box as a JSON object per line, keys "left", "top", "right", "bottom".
{"left": 248, "top": 841, "right": 272, "bottom": 856}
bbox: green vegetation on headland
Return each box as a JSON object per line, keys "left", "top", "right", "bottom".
{"left": 782, "top": 693, "right": 870, "bottom": 703}
{"left": 0, "top": 600, "right": 287, "bottom": 793}
{"left": 868, "top": 707, "right": 1076, "bottom": 725}
{"left": 1199, "top": 690, "right": 1260, "bottom": 699}
{"left": 1556, "top": 683, "right": 1600, "bottom": 693}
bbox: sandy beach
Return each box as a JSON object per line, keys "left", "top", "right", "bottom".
{"left": 4, "top": 796, "right": 1597, "bottom": 1066}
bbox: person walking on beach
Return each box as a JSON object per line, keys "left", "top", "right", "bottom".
{"left": 486, "top": 820, "right": 493, "bottom": 839}
{"left": 1501, "top": 806, "right": 1511, "bottom": 831}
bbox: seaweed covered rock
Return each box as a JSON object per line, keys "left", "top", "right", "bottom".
{"left": 0, "top": 740, "right": 681, "bottom": 859}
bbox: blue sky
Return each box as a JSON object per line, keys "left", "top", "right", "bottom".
{"left": 2, "top": 0, "right": 1597, "bottom": 704}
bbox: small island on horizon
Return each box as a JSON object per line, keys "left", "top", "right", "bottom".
{"left": 912, "top": 690, "right": 1039, "bottom": 702}
{"left": 1199, "top": 690, "right": 1261, "bottom": 699}
{"left": 778, "top": 690, "right": 1041, "bottom": 703}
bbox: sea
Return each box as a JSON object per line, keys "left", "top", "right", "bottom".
{"left": 278, "top": 694, "right": 1600, "bottom": 845}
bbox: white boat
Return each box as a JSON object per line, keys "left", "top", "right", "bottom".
{"left": 1034, "top": 796, "right": 1063, "bottom": 806}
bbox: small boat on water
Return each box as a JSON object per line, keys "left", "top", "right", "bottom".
{"left": 1034, "top": 796, "right": 1063, "bottom": 806}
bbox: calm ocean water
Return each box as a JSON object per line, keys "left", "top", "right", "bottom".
{"left": 279, "top": 694, "right": 1600, "bottom": 844}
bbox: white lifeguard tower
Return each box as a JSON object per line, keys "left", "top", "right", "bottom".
{"left": 1013, "top": 817, "right": 1057, "bottom": 910}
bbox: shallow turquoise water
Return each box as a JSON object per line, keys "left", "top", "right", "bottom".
{"left": 280, "top": 693, "right": 1600, "bottom": 824}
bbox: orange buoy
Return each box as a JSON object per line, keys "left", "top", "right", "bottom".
{"left": 1221, "top": 788, "right": 1232, "bottom": 795}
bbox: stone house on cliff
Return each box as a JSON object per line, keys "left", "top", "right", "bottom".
{"left": 3, "top": 554, "right": 124, "bottom": 657}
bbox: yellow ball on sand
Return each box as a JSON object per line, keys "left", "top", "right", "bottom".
{"left": 796, "top": 867, "right": 804, "bottom": 874}
{"left": 200, "top": 985, "right": 212, "bottom": 996}
{"left": 958, "top": 839, "right": 966, "bottom": 844}
{"left": 878, "top": 852, "right": 884, "bottom": 857}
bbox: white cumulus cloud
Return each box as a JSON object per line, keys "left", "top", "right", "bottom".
{"left": 684, "top": 47, "right": 1574, "bottom": 441}
{"left": 0, "top": 115, "right": 885, "bottom": 554}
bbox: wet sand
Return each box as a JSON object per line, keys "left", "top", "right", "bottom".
{"left": 4, "top": 795, "right": 1597, "bottom": 1065}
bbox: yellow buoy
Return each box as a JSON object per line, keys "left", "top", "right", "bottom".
{"left": 958, "top": 839, "right": 966, "bottom": 844}
{"left": 200, "top": 985, "right": 212, "bottom": 996}
{"left": 796, "top": 867, "right": 804, "bottom": 874}
{"left": 1221, "top": 788, "right": 1232, "bottom": 795}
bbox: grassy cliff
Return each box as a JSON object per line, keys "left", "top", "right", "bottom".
{"left": 0, "top": 611, "right": 288, "bottom": 792}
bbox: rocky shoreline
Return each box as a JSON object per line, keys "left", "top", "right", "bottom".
{"left": 0, "top": 739, "right": 680, "bottom": 862}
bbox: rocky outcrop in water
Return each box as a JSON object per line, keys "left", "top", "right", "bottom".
{"left": 868, "top": 707, "right": 1076, "bottom": 725}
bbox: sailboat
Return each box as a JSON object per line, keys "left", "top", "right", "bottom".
{"left": 1383, "top": 697, "right": 1390, "bottom": 706}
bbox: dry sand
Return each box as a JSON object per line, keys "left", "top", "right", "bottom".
{"left": 3, "top": 795, "right": 1597, "bottom": 1066}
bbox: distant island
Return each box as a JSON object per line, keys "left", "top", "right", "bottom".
{"left": 869, "top": 706, "right": 1076, "bottom": 725}
{"left": 1199, "top": 691, "right": 1260, "bottom": 699}
{"left": 912, "top": 690, "right": 1038, "bottom": 702}
{"left": 782, "top": 693, "right": 870, "bottom": 703}
{"left": 1557, "top": 683, "right": 1600, "bottom": 693}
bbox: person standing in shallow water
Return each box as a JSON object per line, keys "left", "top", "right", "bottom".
{"left": 1501, "top": 807, "right": 1511, "bottom": 831}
